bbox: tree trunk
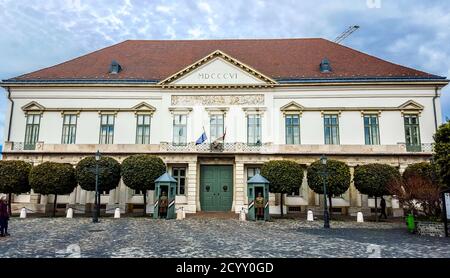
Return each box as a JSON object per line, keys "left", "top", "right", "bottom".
{"left": 8, "top": 193, "right": 12, "bottom": 217}
{"left": 53, "top": 194, "right": 58, "bottom": 217}
{"left": 328, "top": 194, "right": 333, "bottom": 220}
{"left": 375, "top": 196, "right": 378, "bottom": 222}
{"left": 143, "top": 190, "right": 147, "bottom": 216}
{"left": 280, "top": 193, "right": 284, "bottom": 217}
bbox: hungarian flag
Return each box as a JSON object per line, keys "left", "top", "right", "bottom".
{"left": 213, "top": 127, "right": 227, "bottom": 144}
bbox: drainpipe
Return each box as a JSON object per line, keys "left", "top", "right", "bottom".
{"left": 432, "top": 86, "right": 439, "bottom": 131}
{"left": 6, "top": 87, "right": 14, "bottom": 142}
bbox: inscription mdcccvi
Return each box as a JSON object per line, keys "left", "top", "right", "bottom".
{"left": 198, "top": 72, "right": 238, "bottom": 80}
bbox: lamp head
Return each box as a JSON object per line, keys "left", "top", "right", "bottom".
{"left": 320, "top": 155, "right": 327, "bottom": 165}
{"left": 95, "top": 150, "right": 101, "bottom": 161}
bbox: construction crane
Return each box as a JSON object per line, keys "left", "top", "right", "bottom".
{"left": 334, "top": 25, "right": 360, "bottom": 44}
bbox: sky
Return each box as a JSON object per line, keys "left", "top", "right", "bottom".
{"left": 0, "top": 0, "right": 449, "bottom": 145}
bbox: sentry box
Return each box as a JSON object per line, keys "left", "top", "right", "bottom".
{"left": 153, "top": 173, "right": 177, "bottom": 219}
{"left": 247, "top": 174, "right": 270, "bottom": 221}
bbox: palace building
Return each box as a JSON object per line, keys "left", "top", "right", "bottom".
{"left": 1, "top": 38, "right": 448, "bottom": 216}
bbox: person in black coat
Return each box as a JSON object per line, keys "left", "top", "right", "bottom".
{"left": 380, "top": 196, "right": 387, "bottom": 219}
{"left": 0, "top": 197, "right": 10, "bottom": 237}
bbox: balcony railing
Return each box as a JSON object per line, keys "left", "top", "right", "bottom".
{"left": 2, "top": 141, "right": 435, "bottom": 155}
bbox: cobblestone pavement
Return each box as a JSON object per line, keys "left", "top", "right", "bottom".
{"left": 0, "top": 217, "right": 449, "bottom": 258}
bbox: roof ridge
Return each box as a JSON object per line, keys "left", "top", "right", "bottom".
{"left": 126, "top": 37, "right": 324, "bottom": 42}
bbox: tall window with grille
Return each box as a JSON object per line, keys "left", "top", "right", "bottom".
{"left": 136, "top": 114, "right": 151, "bottom": 144}
{"left": 323, "top": 114, "right": 340, "bottom": 145}
{"left": 363, "top": 114, "right": 380, "bottom": 145}
{"left": 173, "top": 114, "right": 187, "bottom": 145}
{"left": 24, "top": 114, "right": 41, "bottom": 150}
{"left": 285, "top": 114, "right": 301, "bottom": 144}
{"left": 210, "top": 114, "right": 224, "bottom": 141}
{"left": 99, "top": 114, "right": 115, "bottom": 144}
{"left": 172, "top": 167, "right": 186, "bottom": 195}
{"left": 61, "top": 114, "right": 77, "bottom": 144}
{"left": 247, "top": 114, "right": 262, "bottom": 146}
{"left": 404, "top": 114, "right": 421, "bottom": 152}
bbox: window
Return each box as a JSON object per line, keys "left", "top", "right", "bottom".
{"left": 61, "top": 114, "right": 77, "bottom": 144}
{"left": 99, "top": 114, "right": 115, "bottom": 144}
{"left": 247, "top": 114, "right": 262, "bottom": 145}
{"left": 363, "top": 114, "right": 380, "bottom": 145}
{"left": 173, "top": 114, "right": 187, "bottom": 145}
{"left": 24, "top": 114, "right": 41, "bottom": 150}
{"left": 210, "top": 114, "right": 224, "bottom": 141}
{"left": 285, "top": 114, "right": 301, "bottom": 144}
{"left": 324, "top": 114, "right": 339, "bottom": 145}
{"left": 172, "top": 167, "right": 186, "bottom": 195}
{"left": 247, "top": 167, "right": 261, "bottom": 180}
{"left": 404, "top": 114, "right": 421, "bottom": 151}
{"left": 136, "top": 114, "right": 151, "bottom": 144}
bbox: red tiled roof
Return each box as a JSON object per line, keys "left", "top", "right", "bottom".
{"left": 9, "top": 38, "right": 444, "bottom": 82}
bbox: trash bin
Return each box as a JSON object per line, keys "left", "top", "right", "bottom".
{"left": 406, "top": 214, "right": 415, "bottom": 233}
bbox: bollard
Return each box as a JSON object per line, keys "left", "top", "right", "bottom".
{"left": 182, "top": 207, "right": 186, "bottom": 219}
{"left": 239, "top": 208, "right": 246, "bottom": 221}
{"left": 307, "top": 210, "right": 314, "bottom": 221}
{"left": 176, "top": 208, "right": 184, "bottom": 220}
{"left": 19, "top": 207, "right": 27, "bottom": 218}
{"left": 114, "top": 208, "right": 121, "bottom": 219}
{"left": 357, "top": 211, "right": 364, "bottom": 223}
{"left": 66, "top": 208, "right": 73, "bottom": 219}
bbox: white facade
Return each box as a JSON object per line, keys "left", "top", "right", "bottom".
{"left": 1, "top": 49, "right": 447, "bottom": 216}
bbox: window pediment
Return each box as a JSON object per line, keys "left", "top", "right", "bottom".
{"left": 21, "top": 101, "right": 45, "bottom": 114}
{"left": 280, "top": 101, "right": 304, "bottom": 115}
{"left": 132, "top": 102, "right": 156, "bottom": 114}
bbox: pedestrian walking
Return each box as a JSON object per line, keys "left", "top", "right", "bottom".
{"left": 380, "top": 196, "right": 387, "bottom": 220}
{"left": 0, "top": 197, "right": 10, "bottom": 237}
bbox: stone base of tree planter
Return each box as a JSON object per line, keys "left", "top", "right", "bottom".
{"left": 11, "top": 203, "right": 47, "bottom": 214}
{"left": 415, "top": 221, "right": 446, "bottom": 237}
{"left": 392, "top": 208, "right": 404, "bottom": 217}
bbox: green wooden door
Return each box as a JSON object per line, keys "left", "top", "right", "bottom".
{"left": 200, "top": 165, "right": 233, "bottom": 211}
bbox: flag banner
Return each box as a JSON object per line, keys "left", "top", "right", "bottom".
{"left": 195, "top": 131, "right": 207, "bottom": 145}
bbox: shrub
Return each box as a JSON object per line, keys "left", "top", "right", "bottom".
{"left": 261, "top": 160, "right": 304, "bottom": 217}
{"left": 307, "top": 159, "right": 351, "bottom": 217}
{"left": 75, "top": 156, "right": 121, "bottom": 192}
{"left": 433, "top": 120, "right": 450, "bottom": 188}
{"left": 354, "top": 163, "right": 400, "bottom": 221}
{"left": 29, "top": 162, "right": 77, "bottom": 216}
{"left": 0, "top": 160, "right": 32, "bottom": 215}
{"left": 121, "top": 155, "right": 166, "bottom": 215}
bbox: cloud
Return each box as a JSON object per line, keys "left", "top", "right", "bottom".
{"left": 0, "top": 0, "right": 449, "bottom": 136}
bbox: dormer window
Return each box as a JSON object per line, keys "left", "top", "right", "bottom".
{"left": 319, "top": 58, "right": 332, "bottom": 73}
{"left": 109, "top": 60, "right": 122, "bottom": 74}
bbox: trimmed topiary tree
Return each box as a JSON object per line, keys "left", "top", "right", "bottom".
{"left": 75, "top": 156, "right": 121, "bottom": 214}
{"left": 433, "top": 120, "right": 450, "bottom": 188}
{"left": 399, "top": 162, "right": 442, "bottom": 217}
{"left": 307, "top": 159, "right": 351, "bottom": 218}
{"left": 260, "top": 160, "right": 304, "bottom": 217}
{"left": 121, "top": 155, "right": 166, "bottom": 215}
{"left": 0, "top": 160, "right": 32, "bottom": 216}
{"left": 354, "top": 163, "right": 400, "bottom": 221}
{"left": 29, "top": 162, "right": 77, "bottom": 217}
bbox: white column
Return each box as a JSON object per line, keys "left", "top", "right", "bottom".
{"left": 234, "top": 162, "right": 245, "bottom": 213}
{"left": 187, "top": 161, "right": 197, "bottom": 213}
{"left": 79, "top": 189, "right": 87, "bottom": 205}
{"left": 108, "top": 188, "right": 116, "bottom": 205}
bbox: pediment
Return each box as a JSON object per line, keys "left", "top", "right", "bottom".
{"left": 280, "top": 101, "right": 305, "bottom": 112}
{"left": 159, "top": 50, "right": 277, "bottom": 88}
{"left": 398, "top": 100, "right": 424, "bottom": 111}
{"left": 131, "top": 102, "right": 156, "bottom": 112}
{"left": 21, "top": 101, "right": 45, "bottom": 112}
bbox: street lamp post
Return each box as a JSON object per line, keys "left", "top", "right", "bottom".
{"left": 93, "top": 150, "right": 101, "bottom": 223}
{"left": 321, "top": 155, "right": 330, "bottom": 229}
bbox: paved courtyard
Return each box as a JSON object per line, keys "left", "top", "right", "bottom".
{"left": 0, "top": 217, "right": 449, "bottom": 258}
